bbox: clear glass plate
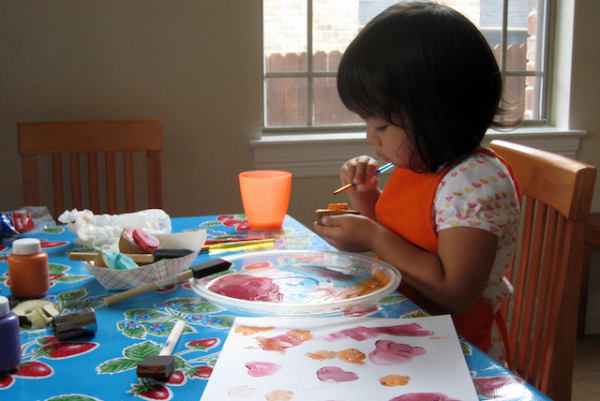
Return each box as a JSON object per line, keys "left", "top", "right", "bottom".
{"left": 190, "top": 250, "right": 401, "bottom": 316}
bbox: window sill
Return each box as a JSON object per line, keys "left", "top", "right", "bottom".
{"left": 250, "top": 127, "right": 587, "bottom": 178}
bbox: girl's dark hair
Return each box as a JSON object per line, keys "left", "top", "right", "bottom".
{"left": 338, "top": 1, "right": 516, "bottom": 172}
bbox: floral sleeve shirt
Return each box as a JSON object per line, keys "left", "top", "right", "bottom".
{"left": 433, "top": 149, "right": 520, "bottom": 313}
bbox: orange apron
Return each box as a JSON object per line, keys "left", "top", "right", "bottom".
{"left": 375, "top": 149, "right": 519, "bottom": 358}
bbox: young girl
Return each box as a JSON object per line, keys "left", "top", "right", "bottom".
{"left": 313, "top": 1, "right": 521, "bottom": 364}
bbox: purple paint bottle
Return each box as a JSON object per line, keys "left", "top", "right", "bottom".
{"left": 0, "top": 295, "right": 22, "bottom": 375}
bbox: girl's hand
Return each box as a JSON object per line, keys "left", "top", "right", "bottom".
{"left": 313, "top": 214, "right": 378, "bottom": 252}
{"left": 341, "top": 156, "right": 380, "bottom": 193}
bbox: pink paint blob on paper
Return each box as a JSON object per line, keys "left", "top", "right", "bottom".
{"left": 317, "top": 366, "right": 359, "bottom": 382}
{"left": 208, "top": 274, "right": 283, "bottom": 302}
{"left": 369, "top": 340, "right": 427, "bottom": 365}
{"left": 322, "top": 323, "right": 434, "bottom": 342}
{"left": 388, "top": 393, "right": 460, "bottom": 401}
{"left": 245, "top": 361, "right": 282, "bottom": 377}
{"left": 255, "top": 329, "right": 313, "bottom": 353}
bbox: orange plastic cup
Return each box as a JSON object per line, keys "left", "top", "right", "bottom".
{"left": 239, "top": 170, "right": 292, "bottom": 230}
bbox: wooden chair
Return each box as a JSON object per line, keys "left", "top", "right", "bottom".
{"left": 490, "top": 140, "right": 596, "bottom": 401}
{"left": 18, "top": 119, "right": 163, "bottom": 219}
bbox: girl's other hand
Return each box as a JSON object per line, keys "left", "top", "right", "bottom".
{"left": 341, "top": 156, "right": 380, "bottom": 193}
{"left": 313, "top": 214, "right": 378, "bottom": 253}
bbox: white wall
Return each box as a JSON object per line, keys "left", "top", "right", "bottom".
{"left": 568, "top": 0, "right": 600, "bottom": 335}
{"left": 0, "top": 0, "right": 263, "bottom": 218}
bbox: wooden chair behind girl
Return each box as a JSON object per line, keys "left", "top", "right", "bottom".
{"left": 490, "top": 139, "right": 596, "bottom": 401}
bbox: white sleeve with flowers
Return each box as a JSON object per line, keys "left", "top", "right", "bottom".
{"left": 433, "top": 150, "right": 520, "bottom": 312}
{"left": 433, "top": 150, "right": 520, "bottom": 363}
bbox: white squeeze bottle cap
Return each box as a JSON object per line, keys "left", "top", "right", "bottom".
{"left": 0, "top": 296, "right": 10, "bottom": 317}
{"left": 12, "top": 238, "right": 42, "bottom": 255}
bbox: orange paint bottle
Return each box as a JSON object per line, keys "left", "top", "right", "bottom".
{"left": 8, "top": 238, "right": 49, "bottom": 299}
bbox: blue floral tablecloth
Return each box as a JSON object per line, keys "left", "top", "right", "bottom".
{"left": 0, "top": 214, "right": 548, "bottom": 401}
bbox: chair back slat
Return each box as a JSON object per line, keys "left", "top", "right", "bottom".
{"left": 527, "top": 207, "right": 559, "bottom": 384}
{"left": 146, "top": 150, "right": 163, "bottom": 210}
{"left": 88, "top": 152, "right": 100, "bottom": 213}
{"left": 69, "top": 154, "right": 82, "bottom": 210}
{"left": 124, "top": 151, "right": 135, "bottom": 213}
{"left": 508, "top": 198, "right": 534, "bottom": 356}
{"left": 105, "top": 152, "right": 117, "bottom": 215}
{"left": 490, "top": 140, "right": 596, "bottom": 401}
{"left": 52, "top": 154, "right": 64, "bottom": 217}
{"left": 18, "top": 119, "right": 163, "bottom": 219}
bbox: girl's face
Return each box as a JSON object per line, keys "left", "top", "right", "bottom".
{"left": 365, "top": 116, "right": 420, "bottom": 169}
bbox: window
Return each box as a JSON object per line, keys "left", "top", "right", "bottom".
{"left": 263, "top": 0, "right": 548, "bottom": 135}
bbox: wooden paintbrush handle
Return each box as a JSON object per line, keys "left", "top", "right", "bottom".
{"left": 69, "top": 252, "right": 155, "bottom": 264}
{"left": 103, "top": 269, "right": 194, "bottom": 306}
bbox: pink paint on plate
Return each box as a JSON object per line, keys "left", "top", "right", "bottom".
{"left": 369, "top": 340, "right": 426, "bottom": 365}
{"left": 208, "top": 274, "right": 283, "bottom": 302}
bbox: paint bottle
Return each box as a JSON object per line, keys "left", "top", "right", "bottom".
{"left": 0, "top": 295, "right": 22, "bottom": 375}
{"left": 8, "top": 238, "right": 50, "bottom": 299}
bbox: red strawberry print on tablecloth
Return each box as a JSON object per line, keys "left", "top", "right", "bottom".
{"left": 0, "top": 376, "right": 15, "bottom": 389}
{"left": 34, "top": 341, "right": 98, "bottom": 359}
{"left": 187, "top": 337, "right": 219, "bottom": 351}
{"left": 39, "top": 239, "right": 68, "bottom": 249}
{"left": 473, "top": 374, "right": 525, "bottom": 399}
{"left": 189, "top": 365, "right": 213, "bottom": 379}
{"left": 166, "top": 371, "right": 187, "bottom": 386}
{"left": 130, "top": 382, "right": 172, "bottom": 400}
{"left": 12, "top": 361, "right": 54, "bottom": 378}
{"left": 216, "top": 215, "right": 250, "bottom": 231}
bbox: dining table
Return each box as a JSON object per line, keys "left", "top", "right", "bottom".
{"left": 0, "top": 213, "right": 550, "bottom": 401}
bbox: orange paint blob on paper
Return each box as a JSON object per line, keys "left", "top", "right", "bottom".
{"left": 265, "top": 389, "right": 294, "bottom": 401}
{"left": 256, "top": 329, "right": 313, "bottom": 353}
{"left": 305, "top": 350, "right": 337, "bottom": 361}
{"left": 337, "top": 348, "right": 367, "bottom": 365}
{"left": 380, "top": 374, "right": 411, "bottom": 387}
{"left": 305, "top": 348, "right": 366, "bottom": 365}
{"left": 235, "top": 326, "right": 275, "bottom": 336}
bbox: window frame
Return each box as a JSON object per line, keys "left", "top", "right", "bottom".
{"left": 255, "top": 0, "right": 585, "bottom": 178}
{"left": 263, "top": 0, "right": 550, "bottom": 135}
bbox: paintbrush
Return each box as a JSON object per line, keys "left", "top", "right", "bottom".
{"left": 200, "top": 238, "right": 276, "bottom": 254}
{"left": 331, "top": 163, "right": 394, "bottom": 195}
{"left": 204, "top": 236, "right": 270, "bottom": 245}
{"left": 104, "top": 259, "right": 232, "bottom": 306}
{"left": 136, "top": 319, "right": 186, "bottom": 380}
{"left": 69, "top": 249, "right": 193, "bottom": 265}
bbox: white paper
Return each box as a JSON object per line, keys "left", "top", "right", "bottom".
{"left": 201, "top": 315, "right": 478, "bottom": 401}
